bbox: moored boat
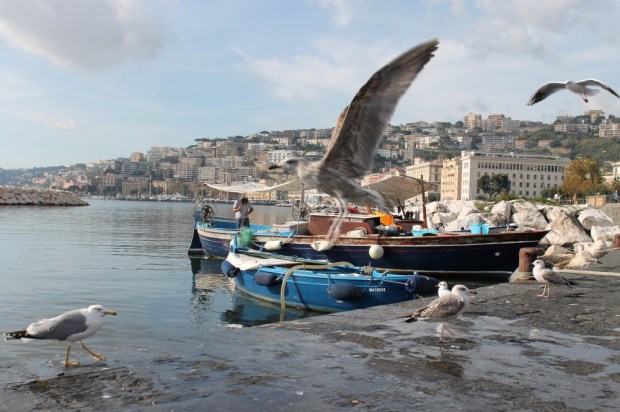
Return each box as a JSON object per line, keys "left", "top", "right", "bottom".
{"left": 222, "top": 242, "right": 438, "bottom": 313}
{"left": 191, "top": 207, "right": 548, "bottom": 279}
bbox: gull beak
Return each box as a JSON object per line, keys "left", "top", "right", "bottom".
{"left": 268, "top": 164, "right": 280, "bottom": 170}
{"left": 468, "top": 290, "right": 477, "bottom": 295}
{"left": 104, "top": 310, "right": 118, "bottom": 316}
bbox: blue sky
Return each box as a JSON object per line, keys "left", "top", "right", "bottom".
{"left": 1, "top": 0, "right": 620, "bottom": 168}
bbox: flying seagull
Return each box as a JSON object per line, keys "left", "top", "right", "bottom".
{"left": 436, "top": 281, "right": 451, "bottom": 298}
{"left": 402, "top": 284, "right": 476, "bottom": 342}
{"left": 269, "top": 39, "right": 439, "bottom": 241}
{"left": 527, "top": 79, "right": 620, "bottom": 106}
{"left": 5, "top": 304, "right": 117, "bottom": 367}
{"left": 532, "top": 259, "right": 576, "bottom": 298}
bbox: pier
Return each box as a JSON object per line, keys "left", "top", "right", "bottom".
{"left": 1, "top": 252, "right": 619, "bottom": 411}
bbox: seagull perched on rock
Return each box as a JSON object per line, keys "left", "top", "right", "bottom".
{"left": 5, "top": 304, "right": 117, "bottom": 367}
{"left": 436, "top": 281, "right": 451, "bottom": 298}
{"left": 402, "top": 284, "right": 476, "bottom": 342}
{"left": 532, "top": 259, "right": 576, "bottom": 298}
{"left": 269, "top": 39, "right": 438, "bottom": 241}
{"left": 527, "top": 79, "right": 620, "bottom": 106}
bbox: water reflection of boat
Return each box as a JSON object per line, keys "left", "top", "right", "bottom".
{"left": 189, "top": 257, "right": 317, "bottom": 327}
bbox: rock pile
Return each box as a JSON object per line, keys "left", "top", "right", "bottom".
{"left": 0, "top": 187, "right": 88, "bottom": 206}
{"left": 406, "top": 199, "right": 619, "bottom": 268}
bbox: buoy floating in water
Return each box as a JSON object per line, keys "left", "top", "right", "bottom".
{"left": 369, "top": 244, "right": 384, "bottom": 259}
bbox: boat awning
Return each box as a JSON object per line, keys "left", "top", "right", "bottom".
{"left": 361, "top": 175, "right": 438, "bottom": 204}
{"left": 203, "top": 178, "right": 311, "bottom": 195}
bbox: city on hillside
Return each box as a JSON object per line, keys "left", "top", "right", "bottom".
{"left": 2, "top": 110, "right": 620, "bottom": 203}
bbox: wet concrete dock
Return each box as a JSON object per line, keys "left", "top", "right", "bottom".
{"left": 1, "top": 253, "right": 619, "bottom": 411}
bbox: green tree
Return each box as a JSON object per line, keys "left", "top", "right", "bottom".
{"left": 477, "top": 173, "right": 511, "bottom": 198}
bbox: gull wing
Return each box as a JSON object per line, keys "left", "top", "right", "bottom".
{"left": 526, "top": 82, "right": 567, "bottom": 106}
{"left": 320, "top": 39, "right": 438, "bottom": 179}
{"left": 540, "top": 269, "right": 572, "bottom": 286}
{"left": 26, "top": 310, "right": 88, "bottom": 340}
{"left": 576, "top": 79, "right": 620, "bottom": 98}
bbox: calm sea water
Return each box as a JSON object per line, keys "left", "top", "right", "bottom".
{"left": 0, "top": 200, "right": 312, "bottom": 367}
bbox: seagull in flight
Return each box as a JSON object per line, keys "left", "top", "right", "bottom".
{"left": 402, "top": 284, "right": 476, "bottom": 342}
{"left": 532, "top": 259, "right": 576, "bottom": 298}
{"left": 527, "top": 79, "right": 620, "bottom": 106}
{"left": 5, "top": 304, "right": 117, "bottom": 367}
{"left": 269, "top": 39, "right": 439, "bottom": 241}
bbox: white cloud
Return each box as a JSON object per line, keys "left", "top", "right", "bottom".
{"left": 0, "top": 0, "right": 167, "bottom": 70}
{"left": 458, "top": 0, "right": 618, "bottom": 61}
{"left": 235, "top": 38, "right": 417, "bottom": 101}
{"left": 315, "top": 0, "right": 355, "bottom": 27}
{"left": 46, "top": 118, "right": 77, "bottom": 131}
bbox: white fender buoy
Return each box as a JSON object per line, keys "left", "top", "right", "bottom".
{"left": 264, "top": 240, "right": 283, "bottom": 251}
{"left": 369, "top": 244, "right": 384, "bottom": 259}
{"left": 311, "top": 240, "right": 334, "bottom": 251}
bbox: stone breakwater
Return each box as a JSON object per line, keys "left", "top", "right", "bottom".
{"left": 0, "top": 187, "right": 88, "bottom": 206}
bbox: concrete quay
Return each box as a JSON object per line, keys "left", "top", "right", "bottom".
{"left": 1, "top": 253, "right": 619, "bottom": 411}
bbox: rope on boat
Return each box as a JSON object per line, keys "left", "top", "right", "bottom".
{"left": 278, "top": 261, "right": 354, "bottom": 321}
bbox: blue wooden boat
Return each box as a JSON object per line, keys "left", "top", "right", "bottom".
{"left": 222, "top": 239, "right": 438, "bottom": 313}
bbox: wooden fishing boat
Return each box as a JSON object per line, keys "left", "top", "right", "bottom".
{"left": 222, "top": 241, "right": 438, "bottom": 313}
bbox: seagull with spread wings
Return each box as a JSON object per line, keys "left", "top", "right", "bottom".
{"left": 269, "top": 39, "right": 438, "bottom": 241}
{"left": 527, "top": 79, "right": 620, "bottom": 106}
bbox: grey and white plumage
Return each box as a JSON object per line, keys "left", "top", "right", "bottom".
{"left": 403, "top": 284, "right": 476, "bottom": 342}
{"left": 269, "top": 39, "right": 438, "bottom": 241}
{"left": 436, "top": 281, "right": 451, "bottom": 298}
{"left": 532, "top": 259, "right": 576, "bottom": 298}
{"left": 5, "top": 304, "right": 117, "bottom": 366}
{"left": 527, "top": 79, "right": 620, "bottom": 106}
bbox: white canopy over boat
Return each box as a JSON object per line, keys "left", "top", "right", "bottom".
{"left": 203, "top": 175, "right": 435, "bottom": 204}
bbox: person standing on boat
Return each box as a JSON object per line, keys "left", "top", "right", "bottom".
{"left": 233, "top": 195, "right": 253, "bottom": 228}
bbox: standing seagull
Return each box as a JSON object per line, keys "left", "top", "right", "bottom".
{"left": 269, "top": 39, "right": 439, "bottom": 241}
{"left": 436, "top": 281, "right": 451, "bottom": 298}
{"left": 402, "top": 284, "right": 476, "bottom": 342}
{"left": 532, "top": 259, "right": 576, "bottom": 298}
{"left": 527, "top": 79, "right": 620, "bottom": 106}
{"left": 5, "top": 304, "right": 117, "bottom": 367}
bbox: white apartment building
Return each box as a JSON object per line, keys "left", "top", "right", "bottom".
{"left": 268, "top": 150, "right": 296, "bottom": 164}
{"left": 459, "top": 151, "right": 570, "bottom": 200}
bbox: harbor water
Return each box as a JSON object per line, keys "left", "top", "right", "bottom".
{"left": 0, "top": 200, "right": 312, "bottom": 369}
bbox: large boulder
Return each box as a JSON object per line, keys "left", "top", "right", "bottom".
{"left": 444, "top": 213, "right": 487, "bottom": 232}
{"left": 491, "top": 200, "right": 512, "bottom": 223}
{"left": 431, "top": 211, "right": 458, "bottom": 226}
{"left": 425, "top": 201, "right": 447, "bottom": 214}
{"left": 541, "top": 211, "right": 592, "bottom": 246}
{"left": 590, "top": 225, "right": 620, "bottom": 242}
{"left": 512, "top": 209, "right": 548, "bottom": 229}
{"left": 542, "top": 245, "right": 574, "bottom": 265}
{"left": 577, "top": 208, "right": 615, "bottom": 230}
{"left": 565, "top": 250, "right": 600, "bottom": 268}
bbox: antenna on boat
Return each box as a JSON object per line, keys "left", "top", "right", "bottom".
{"left": 420, "top": 175, "right": 427, "bottom": 229}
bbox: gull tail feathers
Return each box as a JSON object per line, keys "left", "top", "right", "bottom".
{"left": 4, "top": 330, "right": 29, "bottom": 340}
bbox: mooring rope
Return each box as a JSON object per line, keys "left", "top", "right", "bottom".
{"left": 279, "top": 261, "right": 354, "bottom": 321}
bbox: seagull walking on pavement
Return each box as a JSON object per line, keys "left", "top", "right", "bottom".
{"left": 402, "top": 284, "right": 476, "bottom": 342}
{"left": 532, "top": 259, "right": 576, "bottom": 298}
{"left": 5, "top": 304, "right": 117, "bottom": 367}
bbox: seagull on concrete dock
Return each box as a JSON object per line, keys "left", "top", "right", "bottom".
{"left": 527, "top": 79, "right": 620, "bottom": 105}
{"left": 5, "top": 304, "right": 117, "bottom": 367}
{"left": 269, "top": 39, "right": 439, "bottom": 241}
{"left": 402, "top": 284, "right": 476, "bottom": 342}
{"left": 532, "top": 259, "right": 576, "bottom": 298}
{"left": 436, "top": 281, "right": 451, "bottom": 298}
